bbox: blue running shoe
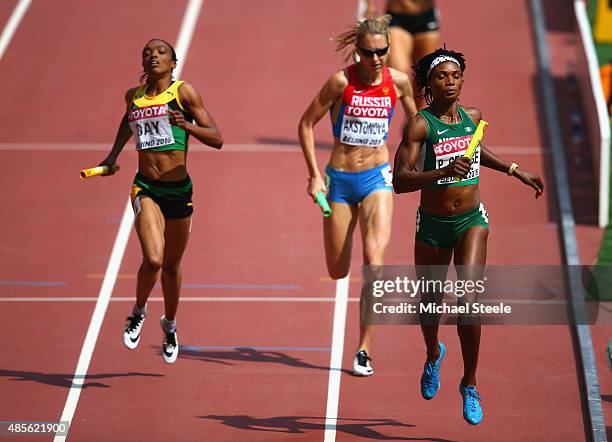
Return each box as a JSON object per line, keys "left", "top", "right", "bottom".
{"left": 420, "top": 342, "right": 446, "bottom": 400}
{"left": 459, "top": 383, "right": 483, "bottom": 425}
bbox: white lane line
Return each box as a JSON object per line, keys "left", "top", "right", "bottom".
{"left": 5, "top": 297, "right": 611, "bottom": 311}
{"left": 54, "top": 201, "right": 133, "bottom": 442}
{"left": 324, "top": 275, "right": 350, "bottom": 442}
{"left": 356, "top": 0, "right": 367, "bottom": 20}
{"left": 173, "top": 0, "right": 203, "bottom": 76}
{"left": 0, "top": 296, "right": 361, "bottom": 302}
{"left": 53, "top": 2, "right": 204, "bottom": 441}
{"left": 0, "top": 143, "right": 302, "bottom": 152}
{"left": 0, "top": 143, "right": 548, "bottom": 154}
{"left": 323, "top": 6, "right": 369, "bottom": 440}
{"left": 575, "top": 0, "right": 611, "bottom": 228}
{"left": 0, "top": 0, "right": 31, "bottom": 61}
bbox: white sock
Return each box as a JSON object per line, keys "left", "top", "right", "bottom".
{"left": 161, "top": 315, "right": 176, "bottom": 334}
{"left": 133, "top": 303, "right": 147, "bottom": 317}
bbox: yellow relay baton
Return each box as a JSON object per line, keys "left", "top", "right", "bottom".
{"left": 456, "top": 120, "right": 488, "bottom": 182}
{"left": 80, "top": 164, "right": 120, "bottom": 180}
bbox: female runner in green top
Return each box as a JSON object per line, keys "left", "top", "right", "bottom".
{"left": 393, "top": 48, "right": 544, "bottom": 424}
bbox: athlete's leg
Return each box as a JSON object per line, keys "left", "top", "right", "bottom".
{"left": 388, "top": 26, "right": 415, "bottom": 126}
{"left": 160, "top": 216, "right": 192, "bottom": 321}
{"left": 453, "top": 226, "right": 488, "bottom": 387}
{"left": 388, "top": 27, "right": 414, "bottom": 74}
{"left": 356, "top": 190, "right": 392, "bottom": 353}
{"left": 414, "top": 239, "right": 452, "bottom": 362}
{"left": 323, "top": 201, "right": 359, "bottom": 280}
{"left": 133, "top": 196, "right": 166, "bottom": 309}
{"left": 412, "top": 30, "right": 440, "bottom": 109}
{"left": 412, "top": 31, "right": 441, "bottom": 64}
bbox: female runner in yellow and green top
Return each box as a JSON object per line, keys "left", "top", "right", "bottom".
{"left": 100, "top": 38, "right": 223, "bottom": 364}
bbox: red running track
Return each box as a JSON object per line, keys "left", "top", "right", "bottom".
{"left": 0, "top": 0, "right": 606, "bottom": 440}
{"left": 336, "top": 1, "right": 585, "bottom": 440}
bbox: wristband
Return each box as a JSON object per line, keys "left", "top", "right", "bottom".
{"left": 507, "top": 162, "right": 519, "bottom": 176}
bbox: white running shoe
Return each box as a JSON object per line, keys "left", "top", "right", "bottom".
{"left": 123, "top": 314, "right": 145, "bottom": 350}
{"left": 160, "top": 317, "right": 179, "bottom": 364}
{"left": 353, "top": 349, "right": 374, "bottom": 376}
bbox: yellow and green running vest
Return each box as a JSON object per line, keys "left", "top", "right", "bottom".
{"left": 127, "top": 80, "right": 194, "bottom": 152}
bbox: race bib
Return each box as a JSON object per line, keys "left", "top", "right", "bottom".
{"left": 128, "top": 104, "right": 175, "bottom": 150}
{"left": 340, "top": 95, "right": 392, "bottom": 147}
{"left": 433, "top": 135, "right": 480, "bottom": 185}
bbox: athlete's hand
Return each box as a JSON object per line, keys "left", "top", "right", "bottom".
{"left": 515, "top": 169, "right": 545, "bottom": 199}
{"left": 98, "top": 157, "right": 118, "bottom": 176}
{"left": 169, "top": 110, "right": 188, "bottom": 129}
{"left": 307, "top": 176, "right": 327, "bottom": 201}
{"left": 443, "top": 157, "right": 472, "bottom": 179}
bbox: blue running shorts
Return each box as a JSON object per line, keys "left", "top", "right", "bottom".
{"left": 325, "top": 162, "right": 393, "bottom": 205}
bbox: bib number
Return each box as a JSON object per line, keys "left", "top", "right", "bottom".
{"left": 433, "top": 135, "right": 480, "bottom": 185}
{"left": 340, "top": 115, "right": 388, "bottom": 147}
{"left": 128, "top": 104, "right": 175, "bottom": 150}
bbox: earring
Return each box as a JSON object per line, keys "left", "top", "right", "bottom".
{"left": 354, "top": 52, "right": 361, "bottom": 63}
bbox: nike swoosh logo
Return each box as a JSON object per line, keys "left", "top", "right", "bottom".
{"left": 163, "top": 347, "right": 175, "bottom": 357}
{"left": 354, "top": 89, "right": 366, "bottom": 93}
{"left": 130, "top": 334, "right": 140, "bottom": 343}
{"left": 437, "top": 129, "right": 450, "bottom": 135}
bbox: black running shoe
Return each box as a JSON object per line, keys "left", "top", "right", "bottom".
{"left": 353, "top": 349, "right": 373, "bottom": 376}
{"left": 161, "top": 317, "right": 179, "bottom": 364}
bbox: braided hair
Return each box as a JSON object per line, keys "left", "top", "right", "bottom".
{"left": 413, "top": 48, "right": 466, "bottom": 104}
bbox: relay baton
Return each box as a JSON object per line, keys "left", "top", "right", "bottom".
{"left": 80, "top": 164, "right": 120, "bottom": 180}
{"left": 455, "top": 120, "right": 489, "bottom": 182}
{"left": 315, "top": 191, "right": 332, "bottom": 217}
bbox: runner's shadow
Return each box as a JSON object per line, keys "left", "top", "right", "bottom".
{"left": 197, "top": 415, "right": 456, "bottom": 441}
{"left": 175, "top": 347, "right": 353, "bottom": 375}
{"left": 0, "top": 369, "right": 163, "bottom": 389}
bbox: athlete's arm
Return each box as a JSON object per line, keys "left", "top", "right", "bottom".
{"left": 391, "top": 68, "right": 417, "bottom": 120}
{"left": 298, "top": 71, "right": 347, "bottom": 198}
{"left": 392, "top": 115, "right": 471, "bottom": 193}
{"left": 99, "top": 87, "right": 138, "bottom": 173}
{"left": 464, "top": 107, "right": 544, "bottom": 198}
{"left": 173, "top": 82, "right": 223, "bottom": 149}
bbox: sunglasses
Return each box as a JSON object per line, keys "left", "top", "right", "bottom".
{"left": 358, "top": 46, "right": 389, "bottom": 57}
